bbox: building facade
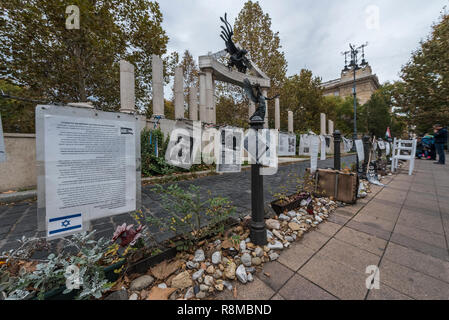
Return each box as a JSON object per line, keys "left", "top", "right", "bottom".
{"left": 322, "top": 65, "right": 380, "bottom": 105}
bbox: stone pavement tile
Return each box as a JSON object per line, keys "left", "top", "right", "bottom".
{"left": 334, "top": 227, "right": 387, "bottom": 256}
{"left": 327, "top": 213, "right": 351, "bottom": 226}
{"left": 407, "top": 191, "right": 437, "bottom": 202}
{"left": 366, "top": 284, "right": 413, "bottom": 300}
{"left": 403, "top": 198, "right": 440, "bottom": 214}
{"left": 257, "top": 261, "right": 294, "bottom": 291}
{"left": 298, "top": 252, "right": 368, "bottom": 300}
{"left": 318, "top": 238, "right": 381, "bottom": 273}
{"left": 383, "top": 242, "right": 449, "bottom": 283}
{"left": 390, "top": 232, "right": 449, "bottom": 262}
{"left": 378, "top": 259, "right": 449, "bottom": 300}
{"left": 393, "top": 223, "right": 447, "bottom": 249}
{"left": 270, "top": 293, "right": 285, "bottom": 300}
{"left": 353, "top": 214, "right": 396, "bottom": 232}
{"left": 279, "top": 274, "right": 337, "bottom": 300}
{"left": 410, "top": 184, "right": 436, "bottom": 194}
{"left": 375, "top": 192, "right": 407, "bottom": 204}
{"left": 277, "top": 242, "right": 316, "bottom": 272}
{"left": 337, "top": 203, "right": 365, "bottom": 215}
{"left": 215, "top": 277, "right": 275, "bottom": 300}
{"left": 298, "top": 230, "right": 331, "bottom": 251}
{"left": 396, "top": 209, "right": 445, "bottom": 235}
{"left": 361, "top": 202, "right": 401, "bottom": 223}
{"left": 346, "top": 220, "right": 391, "bottom": 241}
{"left": 315, "top": 221, "right": 341, "bottom": 237}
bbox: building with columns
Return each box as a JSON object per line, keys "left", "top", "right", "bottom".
{"left": 322, "top": 64, "right": 380, "bottom": 105}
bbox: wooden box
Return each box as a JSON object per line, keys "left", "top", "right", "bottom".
{"left": 313, "top": 169, "right": 358, "bottom": 204}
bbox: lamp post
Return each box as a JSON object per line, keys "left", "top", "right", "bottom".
{"left": 342, "top": 43, "right": 368, "bottom": 151}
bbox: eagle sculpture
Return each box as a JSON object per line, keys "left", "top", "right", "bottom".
{"left": 220, "top": 13, "right": 252, "bottom": 73}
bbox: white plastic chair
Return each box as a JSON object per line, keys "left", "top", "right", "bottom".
{"left": 391, "top": 138, "right": 417, "bottom": 175}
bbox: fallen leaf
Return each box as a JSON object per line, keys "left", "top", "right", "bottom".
{"left": 146, "top": 287, "right": 177, "bottom": 300}
{"left": 264, "top": 272, "right": 271, "bottom": 277}
{"left": 150, "top": 260, "right": 181, "bottom": 280}
{"left": 221, "top": 239, "right": 233, "bottom": 249}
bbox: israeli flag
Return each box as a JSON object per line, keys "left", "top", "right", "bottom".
{"left": 47, "top": 213, "right": 83, "bottom": 237}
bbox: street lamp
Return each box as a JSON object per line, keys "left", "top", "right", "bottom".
{"left": 342, "top": 43, "right": 368, "bottom": 149}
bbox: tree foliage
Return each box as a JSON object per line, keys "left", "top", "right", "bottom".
{"left": 0, "top": 0, "right": 170, "bottom": 115}
{"left": 398, "top": 10, "right": 449, "bottom": 134}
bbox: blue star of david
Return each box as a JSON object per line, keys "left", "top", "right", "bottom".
{"left": 61, "top": 220, "right": 71, "bottom": 228}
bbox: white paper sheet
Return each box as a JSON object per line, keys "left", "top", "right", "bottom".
{"left": 355, "top": 139, "right": 364, "bottom": 162}
{"left": 310, "top": 136, "right": 320, "bottom": 174}
{"left": 44, "top": 114, "right": 136, "bottom": 237}
{"left": 0, "top": 113, "right": 5, "bottom": 163}
{"left": 278, "top": 132, "right": 296, "bottom": 156}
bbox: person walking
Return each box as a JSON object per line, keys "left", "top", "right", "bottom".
{"left": 433, "top": 124, "right": 448, "bottom": 165}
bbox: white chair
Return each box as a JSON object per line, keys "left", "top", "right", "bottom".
{"left": 391, "top": 138, "right": 417, "bottom": 175}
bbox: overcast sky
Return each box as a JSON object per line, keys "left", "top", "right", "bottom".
{"left": 158, "top": 0, "right": 447, "bottom": 84}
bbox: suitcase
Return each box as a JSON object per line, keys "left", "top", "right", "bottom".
{"left": 313, "top": 169, "right": 359, "bottom": 204}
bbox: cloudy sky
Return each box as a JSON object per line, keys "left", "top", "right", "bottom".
{"left": 158, "top": 0, "right": 447, "bottom": 84}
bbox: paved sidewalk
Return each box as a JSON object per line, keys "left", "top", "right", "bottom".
{"left": 217, "top": 159, "right": 449, "bottom": 300}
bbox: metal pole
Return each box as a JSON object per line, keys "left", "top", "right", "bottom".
{"left": 353, "top": 62, "right": 357, "bottom": 145}
{"left": 333, "top": 130, "right": 341, "bottom": 171}
{"left": 249, "top": 118, "right": 267, "bottom": 246}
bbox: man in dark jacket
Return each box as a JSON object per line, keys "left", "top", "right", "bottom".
{"left": 433, "top": 124, "right": 448, "bottom": 165}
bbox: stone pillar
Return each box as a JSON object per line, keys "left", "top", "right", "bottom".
{"left": 189, "top": 86, "right": 198, "bottom": 121}
{"left": 199, "top": 72, "right": 207, "bottom": 123}
{"left": 249, "top": 100, "right": 256, "bottom": 119}
{"left": 120, "top": 60, "right": 135, "bottom": 113}
{"left": 328, "top": 120, "right": 334, "bottom": 135}
{"left": 288, "top": 111, "right": 294, "bottom": 133}
{"left": 205, "top": 69, "right": 215, "bottom": 124}
{"left": 320, "top": 113, "right": 326, "bottom": 136}
{"left": 174, "top": 66, "right": 184, "bottom": 119}
{"left": 151, "top": 55, "right": 164, "bottom": 118}
{"left": 262, "top": 88, "right": 268, "bottom": 128}
{"left": 274, "top": 97, "right": 280, "bottom": 130}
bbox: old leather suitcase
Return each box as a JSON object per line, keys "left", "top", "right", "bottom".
{"left": 314, "top": 169, "right": 358, "bottom": 204}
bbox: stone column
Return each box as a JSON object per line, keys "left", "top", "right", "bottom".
{"left": 328, "top": 120, "right": 334, "bottom": 135}
{"left": 189, "top": 86, "right": 198, "bottom": 121}
{"left": 174, "top": 66, "right": 184, "bottom": 119}
{"left": 274, "top": 97, "right": 280, "bottom": 130}
{"left": 249, "top": 100, "right": 256, "bottom": 119}
{"left": 288, "top": 111, "right": 294, "bottom": 133}
{"left": 151, "top": 55, "right": 164, "bottom": 118}
{"left": 120, "top": 60, "right": 135, "bottom": 113}
{"left": 199, "top": 72, "right": 207, "bottom": 123}
{"left": 205, "top": 69, "right": 215, "bottom": 124}
{"left": 262, "top": 88, "right": 268, "bottom": 128}
{"left": 320, "top": 113, "right": 326, "bottom": 136}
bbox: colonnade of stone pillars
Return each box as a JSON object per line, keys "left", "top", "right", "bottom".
{"left": 189, "top": 86, "right": 198, "bottom": 121}
{"left": 320, "top": 113, "right": 326, "bottom": 136}
{"left": 151, "top": 55, "right": 164, "bottom": 118}
{"left": 174, "top": 66, "right": 184, "bottom": 119}
{"left": 274, "top": 97, "right": 280, "bottom": 130}
{"left": 328, "top": 119, "right": 334, "bottom": 135}
{"left": 288, "top": 111, "right": 293, "bottom": 133}
{"left": 119, "top": 60, "right": 135, "bottom": 113}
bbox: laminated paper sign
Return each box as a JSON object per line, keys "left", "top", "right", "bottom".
{"left": 0, "top": 113, "right": 5, "bottom": 163}
{"left": 299, "top": 134, "right": 312, "bottom": 156}
{"left": 355, "top": 139, "right": 365, "bottom": 162}
{"left": 310, "top": 135, "right": 320, "bottom": 174}
{"left": 217, "top": 127, "right": 243, "bottom": 173}
{"left": 278, "top": 133, "right": 296, "bottom": 156}
{"left": 38, "top": 106, "right": 138, "bottom": 238}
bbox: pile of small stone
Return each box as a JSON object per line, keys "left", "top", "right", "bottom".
{"left": 115, "top": 196, "right": 338, "bottom": 300}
